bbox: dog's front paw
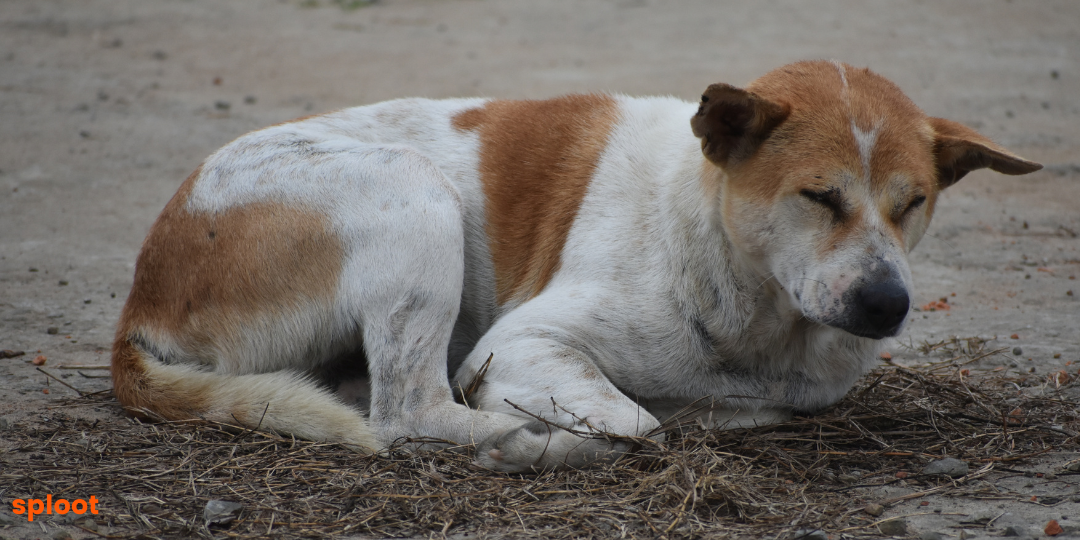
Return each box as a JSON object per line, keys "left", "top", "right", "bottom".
{"left": 474, "top": 420, "right": 626, "bottom": 473}
{"left": 474, "top": 420, "right": 560, "bottom": 473}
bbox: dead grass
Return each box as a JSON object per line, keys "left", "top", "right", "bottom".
{"left": 3, "top": 351, "right": 1079, "bottom": 539}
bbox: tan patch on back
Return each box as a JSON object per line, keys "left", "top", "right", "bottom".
{"left": 112, "top": 165, "right": 343, "bottom": 416}
{"left": 452, "top": 95, "right": 618, "bottom": 304}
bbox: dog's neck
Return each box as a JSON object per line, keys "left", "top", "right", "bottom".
{"left": 663, "top": 157, "right": 824, "bottom": 357}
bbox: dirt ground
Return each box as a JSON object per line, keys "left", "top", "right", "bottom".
{"left": 1, "top": 0, "right": 1078, "bottom": 538}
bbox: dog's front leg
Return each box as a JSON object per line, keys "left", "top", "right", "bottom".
{"left": 455, "top": 323, "right": 662, "bottom": 473}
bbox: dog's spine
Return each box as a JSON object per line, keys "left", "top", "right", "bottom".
{"left": 110, "top": 335, "right": 379, "bottom": 451}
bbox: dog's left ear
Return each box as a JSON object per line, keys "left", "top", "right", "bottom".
{"left": 929, "top": 117, "right": 1042, "bottom": 188}
{"left": 691, "top": 83, "right": 789, "bottom": 168}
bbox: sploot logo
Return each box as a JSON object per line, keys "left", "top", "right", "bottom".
{"left": 10, "top": 495, "right": 100, "bottom": 522}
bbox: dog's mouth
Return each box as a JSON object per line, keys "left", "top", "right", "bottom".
{"left": 841, "top": 321, "right": 906, "bottom": 340}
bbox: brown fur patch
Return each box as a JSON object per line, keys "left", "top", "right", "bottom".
{"left": 112, "top": 165, "right": 343, "bottom": 418}
{"left": 452, "top": 95, "right": 619, "bottom": 304}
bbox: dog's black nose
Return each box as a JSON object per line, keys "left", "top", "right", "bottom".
{"left": 856, "top": 282, "right": 909, "bottom": 336}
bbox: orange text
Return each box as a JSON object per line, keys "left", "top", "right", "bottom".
{"left": 11, "top": 495, "right": 99, "bottom": 522}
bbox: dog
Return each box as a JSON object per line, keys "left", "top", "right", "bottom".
{"left": 111, "top": 60, "right": 1041, "bottom": 472}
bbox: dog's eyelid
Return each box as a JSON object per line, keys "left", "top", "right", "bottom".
{"left": 905, "top": 194, "right": 927, "bottom": 212}
{"left": 799, "top": 188, "right": 839, "bottom": 203}
{"left": 892, "top": 194, "right": 928, "bottom": 223}
{"left": 799, "top": 188, "right": 846, "bottom": 218}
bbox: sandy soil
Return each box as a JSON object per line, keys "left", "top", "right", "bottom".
{"left": 1, "top": 0, "right": 1078, "bottom": 538}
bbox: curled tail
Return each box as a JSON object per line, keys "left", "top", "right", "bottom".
{"left": 111, "top": 336, "right": 379, "bottom": 451}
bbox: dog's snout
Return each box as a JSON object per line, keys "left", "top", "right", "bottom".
{"left": 856, "top": 282, "right": 909, "bottom": 337}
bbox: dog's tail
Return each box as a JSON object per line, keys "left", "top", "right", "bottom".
{"left": 110, "top": 334, "right": 379, "bottom": 451}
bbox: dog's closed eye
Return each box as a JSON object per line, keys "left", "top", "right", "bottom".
{"left": 800, "top": 188, "right": 846, "bottom": 218}
{"left": 905, "top": 195, "right": 926, "bottom": 213}
{"left": 893, "top": 195, "right": 927, "bottom": 221}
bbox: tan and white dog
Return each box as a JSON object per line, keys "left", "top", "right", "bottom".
{"left": 112, "top": 61, "right": 1041, "bottom": 472}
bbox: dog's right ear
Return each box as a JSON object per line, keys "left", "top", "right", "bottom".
{"left": 691, "top": 83, "right": 789, "bottom": 168}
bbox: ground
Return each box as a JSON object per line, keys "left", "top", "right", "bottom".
{"left": 0, "top": 0, "right": 1078, "bottom": 538}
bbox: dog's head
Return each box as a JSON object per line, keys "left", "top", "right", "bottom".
{"left": 692, "top": 60, "right": 1041, "bottom": 339}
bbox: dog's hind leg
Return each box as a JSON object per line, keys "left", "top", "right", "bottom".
{"left": 112, "top": 140, "right": 525, "bottom": 451}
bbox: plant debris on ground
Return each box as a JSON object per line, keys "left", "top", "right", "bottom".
{"left": 2, "top": 342, "right": 1079, "bottom": 539}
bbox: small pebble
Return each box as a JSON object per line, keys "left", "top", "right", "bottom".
{"left": 32, "top": 355, "right": 47, "bottom": 366}
{"left": 919, "top": 532, "right": 944, "bottom": 540}
{"left": 0, "top": 417, "right": 9, "bottom": 430}
{"left": 1003, "top": 525, "right": 1022, "bottom": 537}
{"left": 837, "top": 473, "right": 857, "bottom": 484}
{"left": 47, "top": 327, "right": 59, "bottom": 334}
{"left": 244, "top": 95, "right": 257, "bottom": 104}
{"left": 51, "top": 530, "right": 73, "bottom": 540}
{"left": 59, "top": 280, "right": 68, "bottom": 286}
{"left": 922, "top": 457, "right": 969, "bottom": 478}
{"left": 1013, "top": 346, "right": 1023, "bottom": 355}
{"left": 864, "top": 503, "right": 884, "bottom": 516}
{"left": 1045, "top": 519, "right": 1064, "bottom": 536}
{"left": 0, "top": 349, "right": 26, "bottom": 358}
{"left": 215, "top": 100, "right": 231, "bottom": 110}
{"left": 204, "top": 500, "right": 243, "bottom": 525}
{"left": 878, "top": 518, "right": 907, "bottom": 536}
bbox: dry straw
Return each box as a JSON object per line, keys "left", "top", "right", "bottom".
{"left": 3, "top": 338, "right": 1078, "bottom": 539}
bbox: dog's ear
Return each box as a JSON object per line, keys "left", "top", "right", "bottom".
{"left": 929, "top": 117, "right": 1042, "bottom": 188}
{"left": 690, "top": 83, "right": 789, "bottom": 168}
